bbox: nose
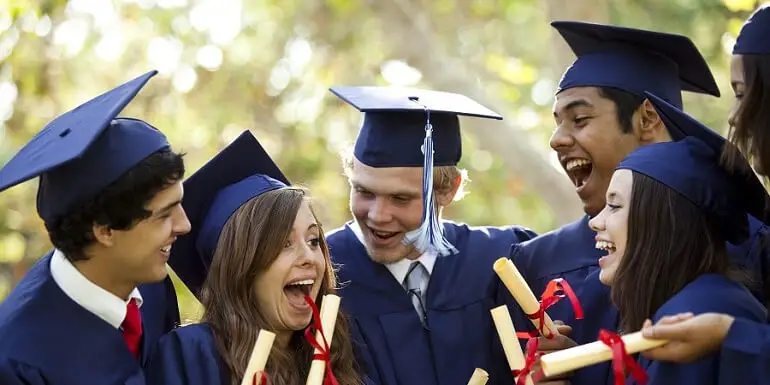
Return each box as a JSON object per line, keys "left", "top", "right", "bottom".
{"left": 549, "top": 124, "right": 574, "bottom": 152}
{"left": 174, "top": 206, "right": 192, "bottom": 235}
{"left": 367, "top": 197, "right": 393, "bottom": 224}
{"left": 588, "top": 208, "right": 606, "bottom": 232}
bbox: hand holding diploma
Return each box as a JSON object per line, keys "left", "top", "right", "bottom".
{"left": 240, "top": 329, "right": 276, "bottom": 385}
{"left": 540, "top": 329, "right": 665, "bottom": 385}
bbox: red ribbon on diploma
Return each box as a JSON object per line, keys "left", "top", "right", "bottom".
{"left": 512, "top": 337, "right": 544, "bottom": 385}
{"left": 516, "top": 278, "right": 584, "bottom": 339}
{"left": 598, "top": 329, "right": 648, "bottom": 385}
{"left": 303, "top": 295, "right": 340, "bottom": 385}
{"left": 252, "top": 371, "right": 269, "bottom": 385}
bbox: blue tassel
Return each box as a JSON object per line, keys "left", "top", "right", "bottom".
{"left": 403, "top": 112, "right": 458, "bottom": 257}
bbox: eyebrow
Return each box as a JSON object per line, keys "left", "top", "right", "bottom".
{"left": 307, "top": 223, "right": 319, "bottom": 232}
{"left": 154, "top": 199, "right": 182, "bottom": 216}
{"left": 607, "top": 191, "right": 618, "bottom": 201}
{"left": 731, "top": 81, "right": 744, "bottom": 89}
{"left": 351, "top": 181, "right": 420, "bottom": 199}
{"left": 553, "top": 99, "right": 594, "bottom": 118}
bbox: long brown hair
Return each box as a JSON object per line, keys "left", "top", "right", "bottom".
{"left": 610, "top": 172, "right": 732, "bottom": 332}
{"left": 200, "top": 187, "right": 363, "bottom": 385}
{"left": 723, "top": 54, "right": 770, "bottom": 181}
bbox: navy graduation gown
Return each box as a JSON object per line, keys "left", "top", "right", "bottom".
{"left": 327, "top": 221, "right": 537, "bottom": 385}
{"left": 145, "top": 323, "right": 378, "bottom": 385}
{"left": 717, "top": 317, "right": 770, "bottom": 385}
{"left": 0, "top": 251, "right": 177, "bottom": 385}
{"left": 635, "top": 274, "right": 767, "bottom": 385}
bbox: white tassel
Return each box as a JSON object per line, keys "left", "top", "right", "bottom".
{"left": 404, "top": 118, "right": 458, "bottom": 257}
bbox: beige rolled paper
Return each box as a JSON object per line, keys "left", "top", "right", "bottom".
{"left": 540, "top": 331, "right": 667, "bottom": 377}
{"left": 466, "top": 368, "right": 489, "bottom": 385}
{"left": 240, "top": 329, "right": 276, "bottom": 385}
{"left": 493, "top": 257, "right": 558, "bottom": 337}
{"left": 305, "top": 294, "right": 342, "bottom": 385}
{"left": 490, "top": 305, "right": 534, "bottom": 385}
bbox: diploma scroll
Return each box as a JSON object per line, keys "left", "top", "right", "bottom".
{"left": 305, "top": 294, "right": 342, "bottom": 385}
{"left": 240, "top": 329, "right": 276, "bottom": 385}
{"left": 490, "top": 305, "right": 534, "bottom": 385}
{"left": 493, "top": 258, "right": 558, "bottom": 337}
{"left": 540, "top": 331, "right": 666, "bottom": 377}
{"left": 466, "top": 368, "right": 489, "bottom": 385}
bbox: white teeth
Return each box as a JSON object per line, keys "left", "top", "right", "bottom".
{"left": 565, "top": 159, "right": 592, "bottom": 172}
{"left": 160, "top": 246, "right": 171, "bottom": 253}
{"left": 595, "top": 241, "right": 616, "bottom": 252}
{"left": 288, "top": 279, "right": 314, "bottom": 286}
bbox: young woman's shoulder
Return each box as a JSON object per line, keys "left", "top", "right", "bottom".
{"left": 654, "top": 274, "right": 767, "bottom": 323}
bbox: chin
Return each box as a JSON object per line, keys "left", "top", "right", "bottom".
{"left": 598, "top": 269, "right": 614, "bottom": 286}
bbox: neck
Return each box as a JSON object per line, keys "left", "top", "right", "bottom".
{"left": 275, "top": 330, "right": 293, "bottom": 348}
{"left": 73, "top": 258, "right": 135, "bottom": 300}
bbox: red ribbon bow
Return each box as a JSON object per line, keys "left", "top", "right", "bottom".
{"left": 303, "top": 295, "right": 340, "bottom": 385}
{"left": 598, "top": 329, "right": 648, "bottom": 385}
{"left": 511, "top": 337, "right": 544, "bottom": 385}
{"left": 252, "top": 371, "right": 269, "bottom": 385}
{"left": 517, "top": 278, "right": 584, "bottom": 339}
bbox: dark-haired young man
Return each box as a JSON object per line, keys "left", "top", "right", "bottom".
{"left": 0, "top": 71, "right": 191, "bottom": 384}
{"left": 511, "top": 21, "right": 769, "bottom": 385}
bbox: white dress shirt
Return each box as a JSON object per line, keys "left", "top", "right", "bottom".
{"left": 50, "top": 249, "right": 143, "bottom": 329}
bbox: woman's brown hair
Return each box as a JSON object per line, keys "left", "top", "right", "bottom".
{"left": 199, "top": 187, "right": 363, "bottom": 385}
{"left": 610, "top": 172, "right": 732, "bottom": 332}
{"left": 723, "top": 54, "right": 770, "bottom": 183}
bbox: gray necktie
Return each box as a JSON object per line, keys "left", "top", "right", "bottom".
{"left": 404, "top": 261, "right": 429, "bottom": 326}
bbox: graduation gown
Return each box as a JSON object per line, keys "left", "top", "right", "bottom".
{"left": 635, "top": 274, "right": 767, "bottom": 385}
{"left": 716, "top": 317, "right": 770, "bottom": 385}
{"left": 510, "top": 215, "right": 770, "bottom": 385}
{"left": 0, "top": 251, "right": 179, "bottom": 385}
{"left": 145, "top": 323, "right": 377, "bottom": 385}
{"left": 328, "top": 221, "right": 537, "bottom": 385}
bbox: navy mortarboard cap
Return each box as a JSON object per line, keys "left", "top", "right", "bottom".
{"left": 169, "top": 130, "right": 289, "bottom": 297}
{"left": 330, "top": 86, "right": 503, "bottom": 257}
{"left": 734, "top": 4, "right": 770, "bottom": 54}
{"left": 618, "top": 137, "right": 749, "bottom": 243}
{"left": 0, "top": 70, "right": 169, "bottom": 224}
{"left": 644, "top": 91, "right": 768, "bottom": 224}
{"left": 553, "top": 21, "right": 720, "bottom": 108}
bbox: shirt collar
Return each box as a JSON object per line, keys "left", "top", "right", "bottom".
{"left": 348, "top": 221, "right": 436, "bottom": 284}
{"left": 50, "top": 249, "right": 143, "bottom": 329}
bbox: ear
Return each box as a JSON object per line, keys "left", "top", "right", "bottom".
{"left": 435, "top": 175, "right": 461, "bottom": 207}
{"left": 92, "top": 223, "right": 116, "bottom": 247}
{"left": 637, "top": 99, "right": 666, "bottom": 143}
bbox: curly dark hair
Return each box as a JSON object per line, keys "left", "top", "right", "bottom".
{"left": 45, "top": 148, "right": 185, "bottom": 262}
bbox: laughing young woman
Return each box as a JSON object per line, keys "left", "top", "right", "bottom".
{"left": 587, "top": 93, "right": 766, "bottom": 384}
{"left": 146, "top": 131, "right": 368, "bottom": 385}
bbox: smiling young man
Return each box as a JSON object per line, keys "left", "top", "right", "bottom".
{"left": 325, "top": 86, "right": 537, "bottom": 385}
{"left": 510, "top": 21, "right": 770, "bottom": 385}
{"left": 0, "top": 71, "right": 191, "bottom": 384}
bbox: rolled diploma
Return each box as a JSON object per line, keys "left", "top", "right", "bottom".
{"left": 240, "top": 329, "right": 276, "bottom": 385}
{"left": 466, "top": 368, "right": 489, "bottom": 385}
{"left": 305, "top": 294, "right": 342, "bottom": 385}
{"left": 493, "top": 257, "right": 558, "bottom": 337}
{"left": 490, "top": 305, "right": 534, "bottom": 385}
{"left": 540, "top": 331, "right": 667, "bottom": 377}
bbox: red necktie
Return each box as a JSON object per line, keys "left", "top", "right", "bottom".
{"left": 121, "top": 298, "right": 143, "bottom": 358}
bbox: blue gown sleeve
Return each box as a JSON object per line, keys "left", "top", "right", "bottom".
{"left": 0, "top": 359, "right": 48, "bottom": 385}
{"left": 144, "top": 328, "right": 226, "bottom": 385}
{"left": 717, "top": 317, "right": 770, "bottom": 384}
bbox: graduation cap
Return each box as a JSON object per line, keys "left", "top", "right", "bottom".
{"left": 617, "top": 93, "right": 769, "bottom": 243}
{"left": 168, "top": 130, "right": 289, "bottom": 297}
{"left": 0, "top": 70, "right": 169, "bottom": 224}
{"left": 330, "top": 86, "right": 503, "bottom": 257}
{"left": 734, "top": 4, "right": 770, "bottom": 55}
{"left": 552, "top": 21, "right": 720, "bottom": 108}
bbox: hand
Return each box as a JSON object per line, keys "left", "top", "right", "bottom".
{"left": 532, "top": 323, "right": 576, "bottom": 384}
{"left": 640, "top": 312, "right": 734, "bottom": 363}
